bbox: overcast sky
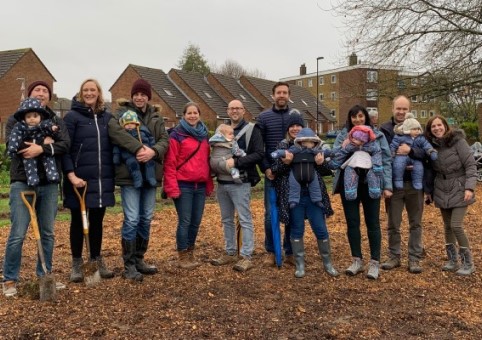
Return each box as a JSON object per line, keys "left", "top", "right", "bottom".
{"left": 2, "top": 0, "right": 348, "bottom": 100}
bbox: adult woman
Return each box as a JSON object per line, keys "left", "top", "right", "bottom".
{"left": 163, "top": 102, "right": 213, "bottom": 270}
{"left": 62, "top": 79, "right": 115, "bottom": 282}
{"left": 424, "top": 115, "right": 476, "bottom": 275}
{"left": 330, "top": 105, "right": 392, "bottom": 280}
{"left": 271, "top": 114, "right": 337, "bottom": 278}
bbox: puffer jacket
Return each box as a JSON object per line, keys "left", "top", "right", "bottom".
{"left": 330, "top": 126, "right": 392, "bottom": 194}
{"left": 210, "top": 141, "right": 235, "bottom": 181}
{"left": 427, "top": 129, "right": 476, "bottom": 209}
{"left": 163, "top": 124, "right": 214, "bottom": 198}
{"left": 108, "top": 99, "right": 169, "bottom": 186}
{"left": 6, "top": 107, "right": 70, "bottom": 184}
{"left": 62, "top": 97, "right": 115, "bottom": 209}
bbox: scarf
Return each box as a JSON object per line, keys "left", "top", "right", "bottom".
{"left": 180, "top": 118, "right": 208, "bottom": 141}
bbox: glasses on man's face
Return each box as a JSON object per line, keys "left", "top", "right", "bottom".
{"left": 228, "top": 107, "right": 244, "bottom": 111}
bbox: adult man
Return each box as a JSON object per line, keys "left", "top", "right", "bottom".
{"left": 108, "top": 79, "right": 169, "bottom": 281}
{"left": 2, "top": 81, "right": 70, "bottom": 297}
{"left": 257, "top": 81, "right": 299, "bottom": 266}
{"left": 210, "top": 100, "right": 263, "bottom": 272}
{"left": 380, "top": 95, "right": 425, "bottom": 273}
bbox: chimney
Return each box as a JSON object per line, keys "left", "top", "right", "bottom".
{"left": 348, "top": 52, "right": 358, "bottom": 66}
{"left": 300, "top": 63, "right": 307, "bottom": 75}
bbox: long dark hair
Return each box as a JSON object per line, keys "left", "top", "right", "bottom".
{"left": 345, "top": 105, "right": 371, "bottom": 130}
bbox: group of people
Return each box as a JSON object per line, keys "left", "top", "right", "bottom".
{"left": 1, "top": 78, "right": 477, "bottom": 298}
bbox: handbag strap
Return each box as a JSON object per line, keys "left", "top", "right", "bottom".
{"left": 176, "top": 140, "right": 202, "bottom": 170}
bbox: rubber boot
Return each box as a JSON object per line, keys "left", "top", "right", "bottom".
{"left": 317, "top": 239, "right": 339, "bottom": 277}
{"left": 442, "top": 243, "right": 459, "bottom": 272}
{"left": 456, "top": 247, "right": 475, "bottom": 276}
{"left": 290, "top": 239, "right": 305, "bottom": 278}
{"left": 70, "top": 257, "right": 84, "bottom": 283}
{"left": 135, "top": 236, "right": 158, "bottom": 275}
{"left": 122, "top": 239, "right": 143, "bottom": 282}
{"left": 96, "top": 256, "right": 114, "bottom": 279}
{"left": 178, "top": 250, "right": 200, "bottom": 270}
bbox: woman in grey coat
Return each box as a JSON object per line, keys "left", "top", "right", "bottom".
{"left": 424, "top": 115, "right": 476, "bottom": 276}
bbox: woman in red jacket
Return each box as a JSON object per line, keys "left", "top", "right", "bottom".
{"left": 163, "top": 102, "right": 213, "bottom": 269}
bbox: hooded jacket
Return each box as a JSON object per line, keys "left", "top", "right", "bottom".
{"left": 426, "top": 129, "right": 476, "bottom": 209}
{"left": 108, "top": 99, "right": 169, "bottom": 186}
{"left": 62, "top": 97, "right": 115, "bottom": 209}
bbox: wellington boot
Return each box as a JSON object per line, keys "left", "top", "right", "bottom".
{"left": 290, "top": 239, "right": 305, "bottom": 278}
{"left": 70, "top": 257, "right": 84, "bottom": 283}
{"left": 317, "top": 239, "right": 339, "bottom": 277}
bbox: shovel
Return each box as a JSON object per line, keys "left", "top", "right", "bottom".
{"left": 20, "top": 191, "right": 57, "bottom": 301}
{"left": 73, "top": 185, "right": 101, "bottom": 286}
{"left": 235, "top": 213, "right": 242, "bottom": 256}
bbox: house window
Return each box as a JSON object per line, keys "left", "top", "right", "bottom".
{"left": 319, "top": 76, "right": 324, "bottom": 85}
{"left": 319, "top": 93, "right": 324, "bottom": 101}
{"left": 421, "top": 110, "right": 427, "bottom": 118}
{"left": 397, "top": 80, "right": 406, "bottom": 89}
{"left": 330, "top": 92, "right": 337, "bottom": 100}
{"left": 301, "top": 99, "right": 308, "bottom": 106}
{"left": 411, "top": 78, "right": 418, "bottom": 86}
{"left": 330, "top": 109, "right": 336, "bottom": 117}
{"left": 204, "top": 91, "right": 212, "bottom": 99}
{"left": 331, "top": 75, "right": 337, "bottom": 84}
{"left": 366, "top": 89, "right": 378, "bottom": 101}
{"left": 429, "top": 110, "right": 435, "bottom": 117}
{"left": 239, "top": 94, "right": 247, "bottom": 101}
{"left": 289, "top": 99, "right": 294, "bottom": 103}
{"left": 412, "top": 110, "right": 418, "bottom": 118}
{"left": 163, "top": 89, "right": 174, "bottom": 96}
{"left": 411, "top": 95, "right": 418, "bottom": 102}
{"left": 308, "top": 79, "right": 313, "bottom": 87}
{"left": 297, "top": 80, "right": 303, "bottom": 86}
{"left": 367, "top": 70, "right": 378, "bottom": 83}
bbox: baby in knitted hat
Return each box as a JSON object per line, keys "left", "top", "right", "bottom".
{"left": 113, "top": 110, "right": 157, "bottom": 188}
{"left": 209, "top": 124, "right": 246, "bottom": 183}
{"left": 390, "top": 112, "right": 437, "bottom": 190}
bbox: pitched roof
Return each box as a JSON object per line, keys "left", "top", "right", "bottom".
{"left": 0, "top": 48, "right": 55, "bottom": 80}
{"left": 172, "top": 69, "right": 229, "bottom": 119}
{"left": 130, "top": 65, "right": 188, "bottom": 117}
{"left": 208, "top": 72, "right": 264, "bottom": 117}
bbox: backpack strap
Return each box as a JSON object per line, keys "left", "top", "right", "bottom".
{"left": 235, "top": 122, "right": 255, "bottom": 146}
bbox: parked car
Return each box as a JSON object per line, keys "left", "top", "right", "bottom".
{"left": 326, "top": 129, "right": 341, "bottom": 139}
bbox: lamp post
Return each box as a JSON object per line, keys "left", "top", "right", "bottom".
{"left": 316, "top": 56, "right": 324, "bottom": 134}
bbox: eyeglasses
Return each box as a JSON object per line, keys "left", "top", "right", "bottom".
{"left": 228, "top": 107, "right": 244, "bottom": 111}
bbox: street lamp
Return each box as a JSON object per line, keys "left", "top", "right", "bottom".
{"left": 316, "top": 57, "right": 324, "bottom": 134}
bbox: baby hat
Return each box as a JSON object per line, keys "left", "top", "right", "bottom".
{"left": 294, "top": 127, "right": 321, "bottom": 148}
{"left": 402, "top": 113, "right": 422, "bottom": 134}
{"left": 119, "top": 110, "right": 140, "bottom": 127}
{"left": 349, "top": 125, "right": 376, "bottom": 143}
{"left": 14, "top": 97, "right": 49, "bottom": 121}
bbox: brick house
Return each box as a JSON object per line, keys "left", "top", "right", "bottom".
{"left": 0, "top": 48, "right": 55, "bottom": 141}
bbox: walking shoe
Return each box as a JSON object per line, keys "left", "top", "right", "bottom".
{"left": 55, "top": 281, "right": 66, "bottom": 290}
{"left": 233, "top": 258, "right": 254, "bottom": 272}
{"left": 408, "top": 260, "right": 423, "bottom": 274}
{"left": 381, "top": 256, "right": 401, "bottom": 270}
{"left": 366, "top": 260, "right": 380, "bottom": 280}
{"left": 2, "top": 281, "right": 17, "bottom": 297}
{"left": 263, "top": 253, "right": 275, "bottom": 267}
{"left": 345, "top": 257, "right": 364, "bottom": 276}
{"left": 210, "top": 254, "right": 238, "bottom": 266}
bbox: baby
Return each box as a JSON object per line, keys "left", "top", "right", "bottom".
{"left": 113, "top": 110, "right": 157, "bottom": 188}
{"left": 8, "top": 98, "right": 60, "bottom": 186}
{"left": 390, "top": 113, "right": 437, "bottom": 190}
{"left": 209, "top": 124, "right": 246, "bottom": 183}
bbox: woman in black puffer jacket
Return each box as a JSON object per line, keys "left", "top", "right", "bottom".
{"left": 62, "top": 79, "right": 115, "bottom": 282}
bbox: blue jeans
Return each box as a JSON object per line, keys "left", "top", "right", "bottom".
{"left": 217, "top": 182, "right": 254, "bottom": 258}
{"left": 289, "top": 190, "right": 329, "bottom": 240}
{"left": 174, "top": 182, "right": 206, "bottom": 251}
{"left": 121, "top": 186, "right": 157, "bottom": 241}
{"left": 3, "top": 182, "right": 58, "bottom": 282}
{"left": 264, "top": 178, "right": 291, "bottom": 255}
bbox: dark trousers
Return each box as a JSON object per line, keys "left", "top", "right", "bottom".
{"left": 70, "top": 207, "right": 106, "bottom": 259}
{"left": 341, "top": 183, "right": 381, "bottom": 261}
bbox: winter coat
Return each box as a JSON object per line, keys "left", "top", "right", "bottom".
{"left": 62, "top": 97, "right": 115, "bottom": 209}
{"left": 426, "top": 129, "right": 476, "bottom": 209}
{"left": 256, "top": 105, "right": 294, "bottom": 172}
{"left": 6, "top": 107, "right": 70, "bottom": 184}
{"left": 331, "top": 127, "right": 392, "bottom": 194}
{"left": 210, "top": 141, "right": 237, "bottom": 182}
{"left": 271, "top": 138, "right": 334, "bottom": 225}
{"left": 232, "top": 120, "right": 263, "bottom": 186}
{"left": 163, "top": 124, "right": 213, "bottom": 198}
{"left": 108, "top": 99, "right": 169, "bottom": 186}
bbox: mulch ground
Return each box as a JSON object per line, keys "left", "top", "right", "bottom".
{"left": 1, "top": 185, "right": 482, "bottom": 339}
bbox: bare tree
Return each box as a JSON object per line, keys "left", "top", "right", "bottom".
{"left": 212, "top": 59, "right": 266, "bottom": 79}
{"left": 331, "top": 0, "right": 482, "bottom": 96}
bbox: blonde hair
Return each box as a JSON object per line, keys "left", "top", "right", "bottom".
{"left": 76, "top": 78, "right": 105, "bottom": 113}
{"left": 217, "top": 123, "right": 233, "bottom": 136}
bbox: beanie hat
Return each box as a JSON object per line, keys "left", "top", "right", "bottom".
{"left": 119, "top": 110, "right": 140, "bottom": 127}
{"left": 27, "top": 81, "right": 52, "bottom": 100}
{"left": 401, "top": 112, "right": 422, "bottom": 134}
{"left": 14, "top": 98, "right": 49, "bottom": 121}
{"left": 286, "top": 112, "right": 305, "bottom": 131}
{"left": 294, "top": 127, "right": 321, "bottom": 148}
{"left": 131, "top": 79, "right": 152, "bottom": 100}
{"left": 349, "top": 125, "right": 376, "bottom": 143}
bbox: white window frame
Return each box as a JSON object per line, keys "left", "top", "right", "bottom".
{"left": 366, "top": 89, "right": 378, "bottom": 101}
{"left": 330, "top": 92, "right": 337, "bottom": 101}
{"left": 411, "top": 110, "right": 418, "bottom": 118}
{"left": 319, "top": 76, "right": 324, "bottom": 85}
{"left": 163, "top": 89, "right": 174, "bottom": 96}
{"left": 297, "top": 80, "right": 303, "bottom": 86}
{"left": 319, "top": 93, "right": 324, "bottom": 101}
{"left": 411, "top": 95, "right": 418, "bottom": 103}
{"left": 204, "top": 91, "right": 212, "bottom": 99}
{"left": 308, "top": 79, "right": 313, "bottom": 87}
{"left": 367, "top": 70, "right": 378, "bottom": 83}
{"left": 421, "top": 110, "right": 427, "bottom": 118}
{"left": 330, "top": 109, "right": 336, "bottom": 117}
{"left": 429, "top": 110, "right": 435, "bottom": 117}
{"left": 331, "top": 75, "right": 337, "bottom": 84}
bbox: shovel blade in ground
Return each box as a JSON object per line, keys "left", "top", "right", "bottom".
{"left": 82, "top": 261, "right": 101, "bottom": 287}
{"left": 39, "top": 274, "right": 57, "bottom": 301}
{"left": 268, "top": 187, "right": 283, "bottom": 268}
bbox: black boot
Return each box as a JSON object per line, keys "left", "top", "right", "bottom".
{"left": 122, "top": 239, "right": 143, "bottom": 282}
{"left": 442, "top": 243, "right": 459, "bottom": 272}
{"left": 290, "top": 239, "right": 305, "bottom": 278}
{"left": 96, "top": 256, "right": 115, "bottom": 279}
{"left": 135, "top": 236, "right": 158, "bottom": 275}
